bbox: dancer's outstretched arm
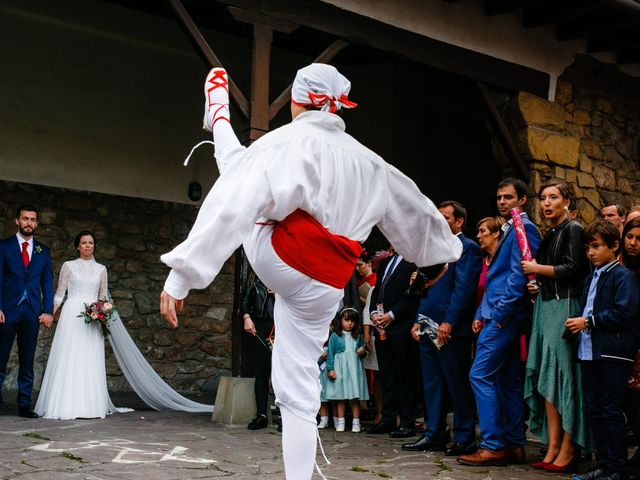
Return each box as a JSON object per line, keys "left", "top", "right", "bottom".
{"left": 377, "top": 163, "right": 463, "bottom": 267}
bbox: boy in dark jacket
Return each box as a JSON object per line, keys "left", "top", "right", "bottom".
{"left": 566, "top": 220, "right": 640, "bottom": 480}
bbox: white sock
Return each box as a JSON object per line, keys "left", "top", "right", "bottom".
{"left": 281, "top": 406, "right": 317, "bottom": 479}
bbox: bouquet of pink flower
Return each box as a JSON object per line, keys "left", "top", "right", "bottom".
{"left": 78, "top": 299, "right": 116, "bottom": 338}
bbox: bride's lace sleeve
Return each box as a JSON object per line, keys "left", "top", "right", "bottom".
{"left": 53, "top": 262, "right": 70, "bottom": 310}
{"left": 98, "top": 266, "right": 108, "bottom": 300}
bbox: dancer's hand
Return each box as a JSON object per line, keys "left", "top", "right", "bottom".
{"left": 0, "top": 310, "right": 4, "bottom": 324}
{"left": 328, "top": 370, "right": 337, "bottom": 380}
{"left": 160, "top": 290, "right": 184, "bottom": 329}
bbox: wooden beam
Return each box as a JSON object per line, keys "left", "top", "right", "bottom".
{"left": 228, "top": 5, "right": 299, "bottom": 33}
{"left": 167, "top": 0, "right": 250, "bottom": 119}
{"left": 269, "top": 39, "right": 349, "bottom": 121}
{"left": 222, "top": 0, "right": 549, "bottom": 98}
{"left": 477, "top": 83, "right": 530, "bottom": 181}
{"left": 250, "top": 25, "right": 273, "bottom": 141}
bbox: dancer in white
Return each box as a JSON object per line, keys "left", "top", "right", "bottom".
{"left": 160, "top": 63, "right": 462, "bottom": 479}
{"left": 36, "top": 231, "right": 211, "bottom": 420}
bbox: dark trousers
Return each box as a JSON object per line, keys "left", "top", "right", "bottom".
{"left": 581, "top": 360, "right": 632, "bottom": 471}
{"left": 376, "top": 331, "right": 418, "bottom": 428}
{"left": 420, "top": 335, "right": 475, "bottom": 444}
{"left": 247, "top": 320, "right": 273, "bottom": 416}
{"left": 625, "top": 388, "right": 640, "bottom": 452}
{"left": 0, "top": 302, "right": 39, "bottom": 409}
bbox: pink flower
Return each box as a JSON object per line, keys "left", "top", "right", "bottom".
{"left": 90, "top": 312, "right": 98, "bottom": 319}
{"left": 103, "top": 302, "right": 113, "bottom": 310}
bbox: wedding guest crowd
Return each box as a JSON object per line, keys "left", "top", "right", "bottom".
{"left": 310, "top": 176, "right": 640, "bottom": 480}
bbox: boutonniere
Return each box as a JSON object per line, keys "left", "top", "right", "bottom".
{"left": 35, "top": 245, "right": 42, "bottom": 254}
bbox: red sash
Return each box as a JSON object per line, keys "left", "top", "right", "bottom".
{"left": 271, "top": 209, "right": 363, "bottom": 289}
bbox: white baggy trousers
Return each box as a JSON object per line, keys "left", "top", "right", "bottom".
{"left": 244, "top": 222, "right": 343, "bottom": 480}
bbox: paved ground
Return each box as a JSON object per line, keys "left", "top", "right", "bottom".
{"left": 0, "top": 394, "right": 586, "bottom": 479}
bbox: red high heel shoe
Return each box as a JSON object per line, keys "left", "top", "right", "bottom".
{"left": 542, "top": 455, "right": 579, "bottom": 473}
{"left": 531, "top": 460, "right": 551, "bottom": 469}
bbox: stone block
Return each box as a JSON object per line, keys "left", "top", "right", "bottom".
{"left": 553, "top": 166, "right": 565, "bottom": 179}
{"left": 576, "top": 172, "right": 596, "bottom": 188}
{"left": 619, "top": 177, "right": 633, "bottom": 194}
{"left": 520, "top": 128, "right": 580, "bottom": 167}
{"left": 582, "top": 139, "right": 604, "bottom": 160}
{"left": 565, "top": 169, "right": 577, "bottom": 183}
{"left": 555, "top": 79, "right": 572, "bottom": 105}
{"left": 577, "top": 198, "right": 598, "bottom": 224}
{"left": 566, "top": 124, "right": 584, "bottom": 137}
{"left": 583, "top": 189, "right": 601, "bottom": 208}
{"left": 593, "top": 164, "right": 616, "bottom": 190}
{"left": 579, "top": 154, "right": 593, "bottom": 173}
{"left": 573, "top": 110, "right": 591, "bottom": 126}
{"left": 596, "top": 98, "right": 614, "bottom": 114}
{"left": 211, "top": 377, "right": 257, "bottom": 426}
{"left": 518, "top": 92, "right": 566, "bottom": 129}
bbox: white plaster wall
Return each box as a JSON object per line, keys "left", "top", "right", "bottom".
{"left": 0, "top": 0, "right": 228, "bottom": 204}
{"left": 322, "top": 0, "right": 640, "bottom": 100}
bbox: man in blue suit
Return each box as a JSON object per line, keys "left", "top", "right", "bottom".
{"left": 458, "top": 178, "right": 541, "bottom": 466}
{"left": 402, "top": 200, "right": 482, "bottom": 455}
{"left": 0, "top": 205, "right": 54, "bottom": 418}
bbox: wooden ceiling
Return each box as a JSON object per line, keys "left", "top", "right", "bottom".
{"left": 445, "top": 0, "right": 640, "bottom": 64}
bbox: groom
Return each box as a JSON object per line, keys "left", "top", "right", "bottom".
{"left": 0, "top": 205, "right": 54, "bottom": 417}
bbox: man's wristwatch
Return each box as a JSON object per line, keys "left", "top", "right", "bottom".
{"left": 584, "top": 317, "right": 592, "bottom": 330}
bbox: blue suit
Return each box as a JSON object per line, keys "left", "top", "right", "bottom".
{"left": 0, "top": 236, "right": 53, "bottom": 409}
{"left": 470, "top": 215, "right": 540, "bottom": 451}
{"left": 416, "top": 233, "right": 482, "bottom": 444}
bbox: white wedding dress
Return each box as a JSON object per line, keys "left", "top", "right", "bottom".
{"left": 35, "top": 257, "right": 212, "bottom": 419}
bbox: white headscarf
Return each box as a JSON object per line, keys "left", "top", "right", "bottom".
{"left": 291, "top": 63, "right": 357, "bottom": 113}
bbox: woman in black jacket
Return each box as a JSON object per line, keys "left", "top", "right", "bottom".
{"left": 241, "top": 273, "right": 275, "bottom": 430}
{"left": 521, "top": 180, "right": 590, "bottom": 472}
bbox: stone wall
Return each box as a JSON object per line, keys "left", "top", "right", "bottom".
{"left": 0, "top": 180, "right": 234, "bottom": 396}
{"left": 507, "top": 55, "right": 640, "bottom": 224}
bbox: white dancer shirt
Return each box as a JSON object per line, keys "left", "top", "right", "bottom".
{"left": 162, "top": 110, "right": 462, "bottom": 298}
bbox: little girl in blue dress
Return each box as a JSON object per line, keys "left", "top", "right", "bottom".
{"left": 325, "top": 307, "right": 369, "bottom": 432}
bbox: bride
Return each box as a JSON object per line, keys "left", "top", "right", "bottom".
{"left": 35, "top": 230, "right": 212, "bottom": 419}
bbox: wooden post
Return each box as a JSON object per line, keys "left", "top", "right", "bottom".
{"left": 249, "top": 26, "right": 273, "bottom": 141}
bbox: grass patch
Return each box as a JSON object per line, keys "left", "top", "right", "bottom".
{"left": 377, "top": 473, "right": 392, "bottom": 478}
{"left": 61, "top": 452, "right": 85, "bottom": 462}
{"left": 434, "top": 458, "right": 453, "bottom": 473}
{"left": 22, "top": 432, "right": 50, "bottom": 441}
{"left": 351, "top": 466, "right": 369, "bottom": 472}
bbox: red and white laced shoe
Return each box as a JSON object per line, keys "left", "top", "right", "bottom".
{"left": 203, "top": 67, "right": 230, "bottom": 132}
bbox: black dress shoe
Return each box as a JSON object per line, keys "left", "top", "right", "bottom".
{"left": 445, "top": 441, "right": 477, "bottom": 456}
{"left": 402, "top": 436, "right": 446, "bottom": 452}
{"left": 365, "top": 422, "right": 394, "bottom": 434}
{"left": 389, "top": 426, "right": 417, "bottom": 438}
{"left": 247, "top": 414, "right": 268, "bottom": 430}
{"left": 18, "top": 409, "right": 39, "bottom": 419}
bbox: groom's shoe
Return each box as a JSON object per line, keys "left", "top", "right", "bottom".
{"left": 18, "top": 408, "right": 39, "bottom": 419}
{"left": 203, "top": 67, "right": 230, "bottom": 132}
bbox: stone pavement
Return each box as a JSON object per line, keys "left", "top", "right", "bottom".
{"left": 0, "top": 395, "right": 580, "bottom": 479}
